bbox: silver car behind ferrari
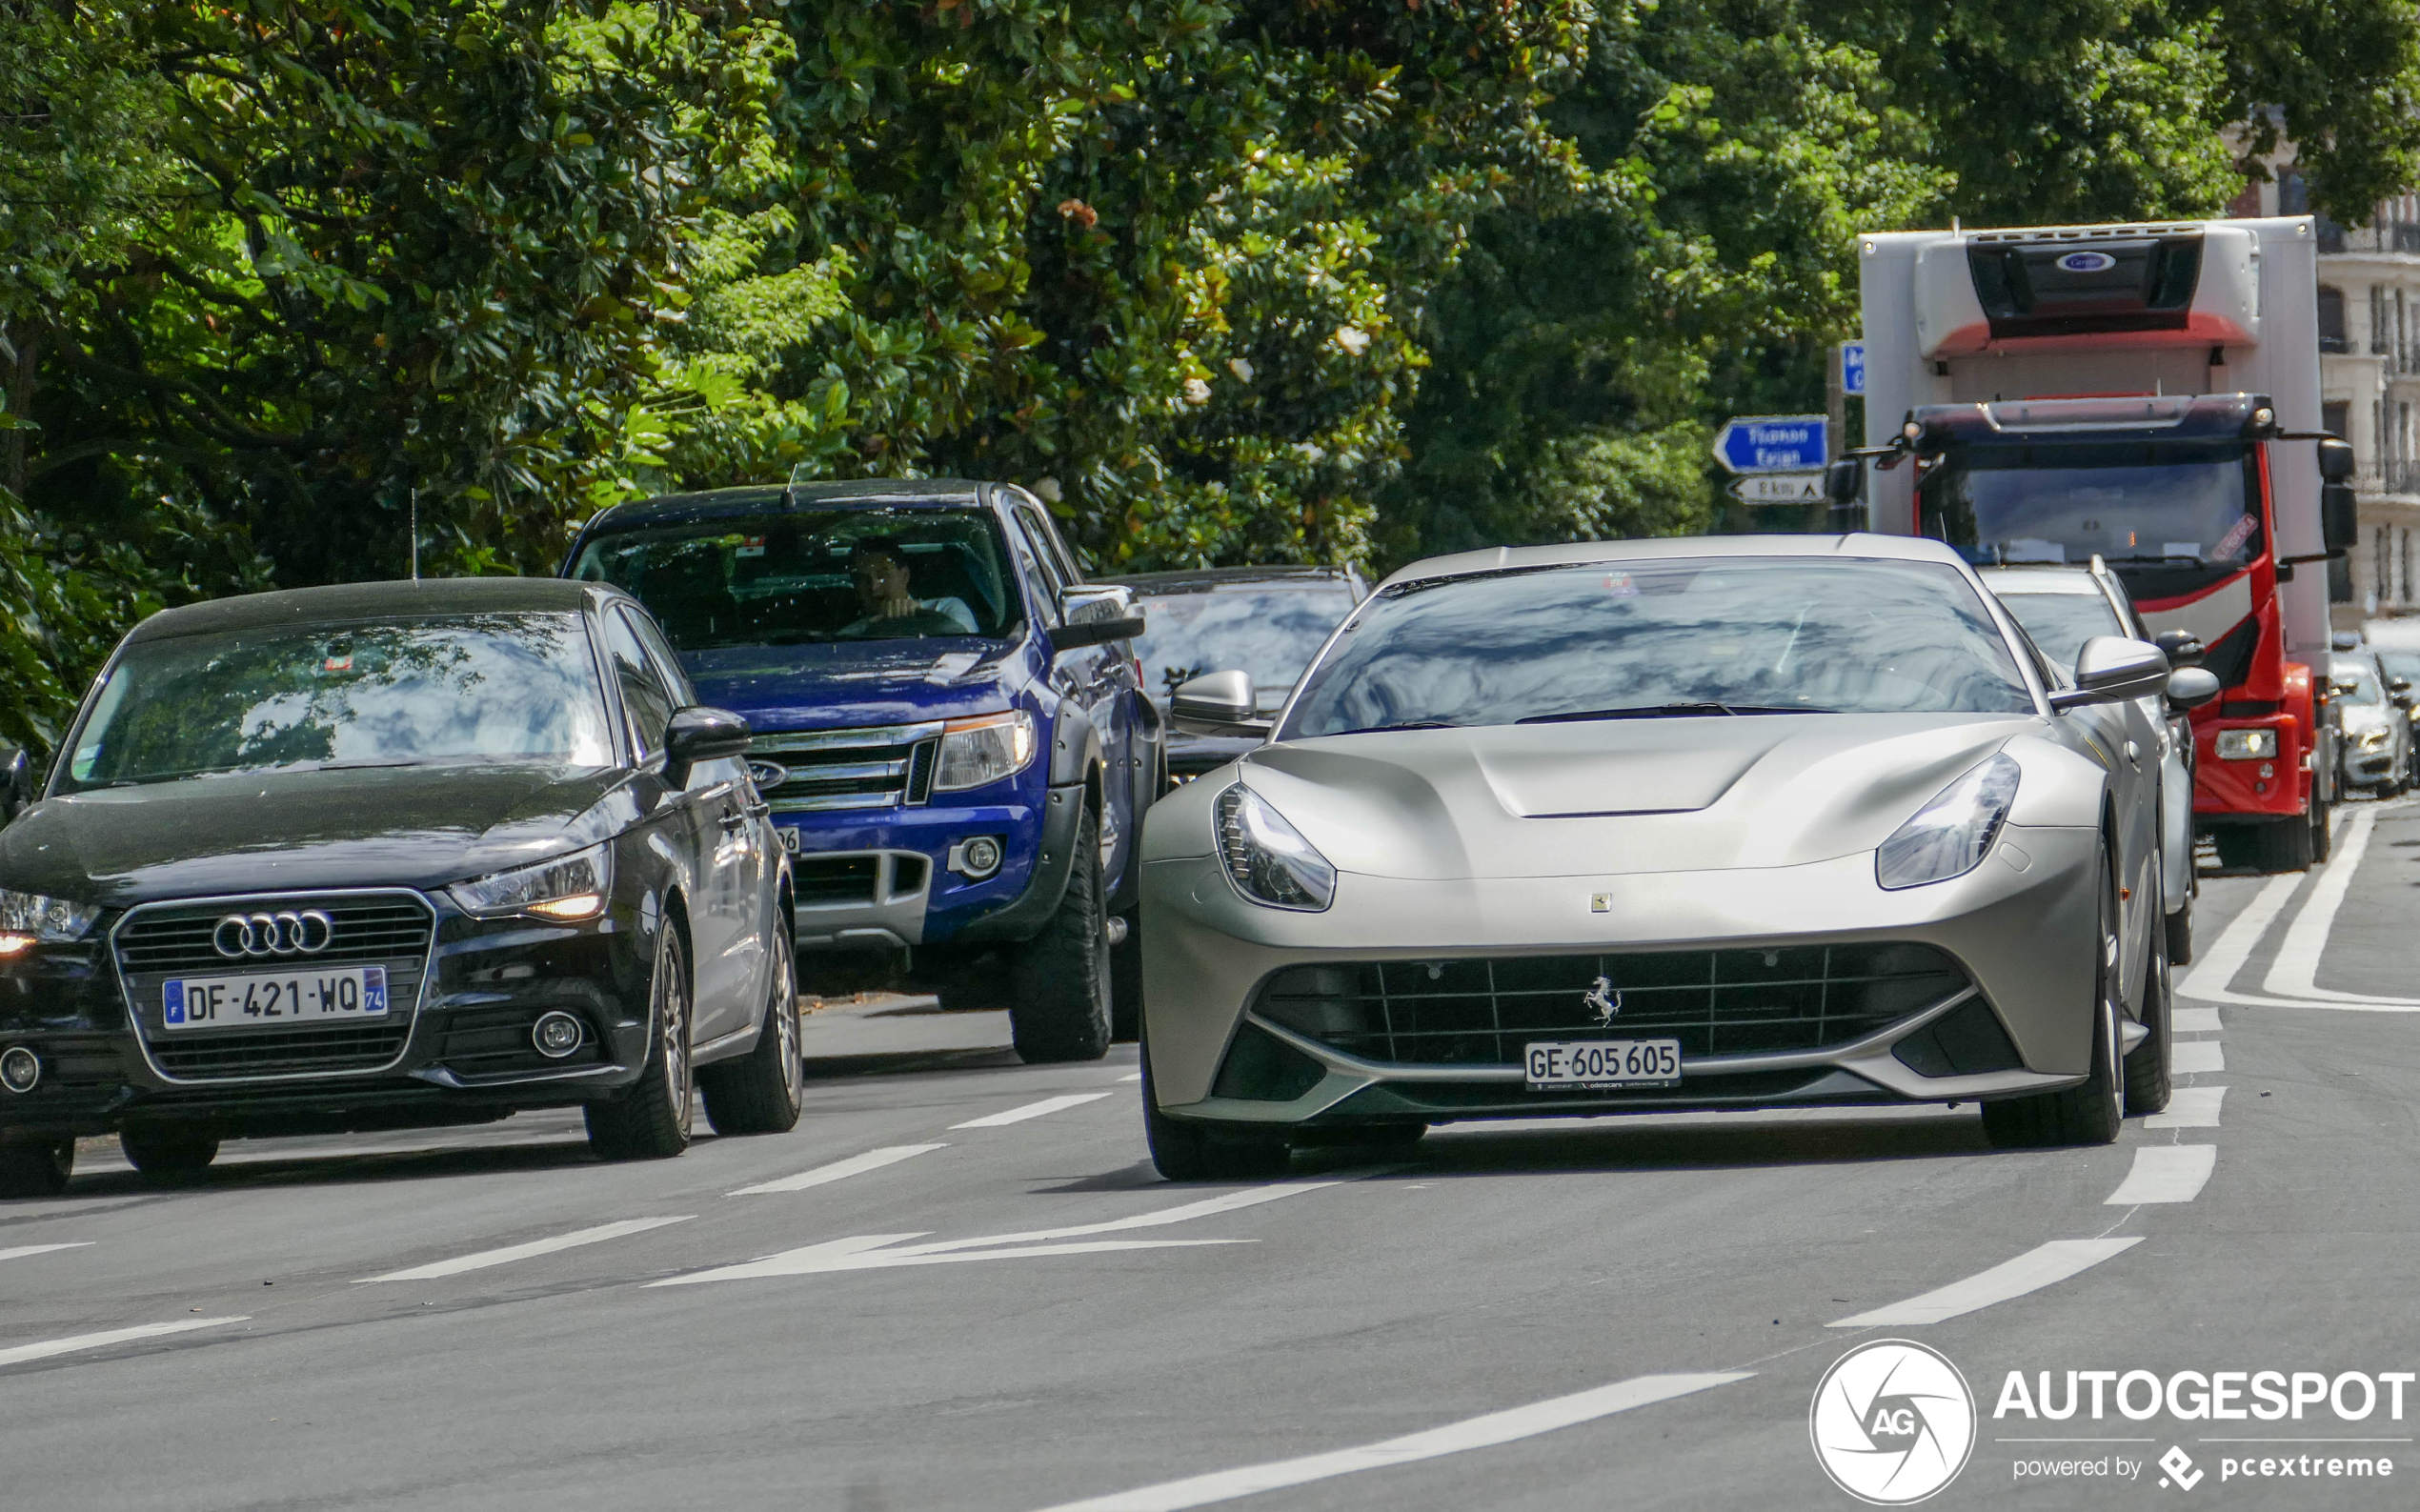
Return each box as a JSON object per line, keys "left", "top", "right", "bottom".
{"left": 1137, "top": 534, "right": 2188, "bottom": 1179}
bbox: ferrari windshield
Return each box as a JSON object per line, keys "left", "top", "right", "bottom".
{"left": 63, "top": 615, "right": 615, "bottom": 791}
{"left": 1281, "top": 557, "right": 2033, "bottom": 737}
{"left": 571, "top": 508, "right": 1018, "bottom": 650}
{"left": 1921, "top": 444, "right": 2260, "bottom": 569}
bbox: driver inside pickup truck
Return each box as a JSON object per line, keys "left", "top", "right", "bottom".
{"left": 841, "top": 536, "right": 978, "bottom": 636}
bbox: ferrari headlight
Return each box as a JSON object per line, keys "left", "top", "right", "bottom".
{"left": 1876, "top": 754, "right": 2022, "bottom": 891}
{"left": 451, "top": 842, "right": 613, "bottom": 920}
{"left": 2214, "top": 728, "right": 2278, "bottom": 760}
{"left": 1215, "top": 786, "right": 1336, "bottom": 911}
{"left": 934, "top": 711, "right": 1037, "bottom": 792}
{"left": 0, "top": 889, "right": 101, "bottom": 955}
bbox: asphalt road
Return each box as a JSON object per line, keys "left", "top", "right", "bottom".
{"left": 7, "top": 800, "right": 2420, "bottom": 1510}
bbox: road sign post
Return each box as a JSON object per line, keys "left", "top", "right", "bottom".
{"left": 1712, "top": 415, "right": 1826, "bottom": 474}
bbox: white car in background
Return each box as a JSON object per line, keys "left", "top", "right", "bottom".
{"left": 2329, "top": 648, "right": 2412, "bottom": 797}
{"left": 1981, "top": 561, "right": 2213, "bottom": 964}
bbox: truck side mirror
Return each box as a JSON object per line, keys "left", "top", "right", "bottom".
{"left": 2317, "top": 437, "right": 2356, "bottom": 483}
{"left": 2323, "top": 482, "right": 2359, "bottom": 554}
{"left": 1824, "top": 457, "right": 1863, "bottom": 505}
{"left": 1170, "top": 670, "right": 1271, "bottom": 736}
{"left": 2152, "top": 629, "right": 2205, "bottom": 667}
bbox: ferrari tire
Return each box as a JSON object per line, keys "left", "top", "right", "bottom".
{"left": 1984, "top": 846, "right": 2126, "bottom": 1149}
{"left": 1139, "top": 1021, "right": 1289, "bottom": 1180}
{"left": 2125, "top": 877, "right": 2174, "bottom": 1117}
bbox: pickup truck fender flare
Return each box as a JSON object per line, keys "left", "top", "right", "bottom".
{"left": 1048, "top": 700, "right": 1104, "bottom": 793}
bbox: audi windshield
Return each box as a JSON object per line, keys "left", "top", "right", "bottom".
{"left": 1129, "top": 581, "right": 1360, "bottom": 705}
{"left": 1921, "top": 443, "right": 2262, "bottom": 571}
{"left": 569, "top": 508, "right": 1019, "bottom": 651}
{"left": 60, "top": 614, "right": 615, "bottom": 792}
{"left": 1281, "top": 557, "right": 2033, "bottom": 737}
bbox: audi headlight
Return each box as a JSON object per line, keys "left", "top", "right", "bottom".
{"left": 450, "top": 842, "right": 614, "bottom": 921}
{"left": 1875, "top": 754, "right": 2022, "bottom": 891}
{"left": 934, "top": 711, "right": 1037, "bottom": 792}
{"left": 2214, "top": 728, "right": 2278, "bottom": 760}
{"left": 1215, "top": 786, "right": 1336, "bottom": 911}
{"left": 0, "top": 888, "right": 101, "bottom": 956}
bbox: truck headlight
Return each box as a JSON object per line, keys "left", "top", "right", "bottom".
{"left": 2214, "top": 728, "right": 2278, "bottom": 760}
{"left": 451, "top": 842, "right": 613, "bottom": 920}
{"left": 2358, "top": 727, "right": 2391, "bottom": 751}
{"left": 1876, "top": 754, "right": 2022, "bottom": 891}
{"left": 0, "top": 889, "right": 102, "bottom": 956}
{"left": 1215, "top": 786, "right": 1336, "bottom": 911}
{"left": 934, "top": 711, "right": 1037, "bottom": 792}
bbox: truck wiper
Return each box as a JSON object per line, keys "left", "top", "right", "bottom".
{"left": 1518, "top": 702, "right": 1832, "bottom": 723}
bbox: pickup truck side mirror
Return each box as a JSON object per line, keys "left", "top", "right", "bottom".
{"left": 1048, "top": 585, "right": 1145, "bottom": 655}
{"left": 664, "top": 705, "right": 752, "bottom": 788}
{"left": 1170, "top": 670, "right": 1272, "bottom": 736}
{"left": 2152, "top": 629, "right": 2205, "bottom": 667}
{"left": 1824, "top": 457, "right": 1863, "bottom": 505}
{"left": 2165, "top": 667, "right": 2222, "bottom": 711}
{"left": 2048, "top": 635, "right": 2171, "bottom": 711}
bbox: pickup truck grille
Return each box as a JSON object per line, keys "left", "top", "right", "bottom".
{"left": 1253, "top": 943, "right": 1968, "bottom": 1065}
{"left": 754, "top": 722, "right": 942, "bottom": 813}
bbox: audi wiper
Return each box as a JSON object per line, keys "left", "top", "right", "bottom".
{"left": 1518, "top": 702, "right": 1832, "bottom": 724}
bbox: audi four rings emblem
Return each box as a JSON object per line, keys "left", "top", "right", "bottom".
{"left": 212, "top": 910, "right": 336, "bottom": 958}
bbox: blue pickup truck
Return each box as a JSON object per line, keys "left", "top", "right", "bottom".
{"left": 564, "top": 478, "right": 1160, "bottom": 1060}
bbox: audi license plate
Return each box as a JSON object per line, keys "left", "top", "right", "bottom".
{"left": 162, "top": 968, "right": 389, "bottom": 1032}
{"left": 1524, "top": 1038, "right": 1682, "bottom": 1090}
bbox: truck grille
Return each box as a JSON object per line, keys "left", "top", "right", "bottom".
{"left": 111, "top": 892, "right": 435, "bottom": 1081}
{"left": 1253, "top": 943, "right": 1967, "bottom": 1066}
{"left": 755, "top": 722, "right": 942, "bottom": 813}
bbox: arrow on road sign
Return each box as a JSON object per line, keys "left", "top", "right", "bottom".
{"left": 1713, "top": 414, "right": 1826, "bottom": 474}
{"left": 1727, "top": 473, "right": 1825, "bottom": 504}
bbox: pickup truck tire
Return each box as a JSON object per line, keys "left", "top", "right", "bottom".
{"left": 1110, "top": 910, "right": 1142, "bottom": 1042}
{"left": 699, "top": 935, "right": 804, "bottom": 1136}
{"left": 1009, "top": 805, "right": 1113, "bottom": 1062}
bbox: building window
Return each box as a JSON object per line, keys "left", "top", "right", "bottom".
{"left": 2320, "top": 287, "right": 2349, "bottom": 353}
{"left": 2325, "top": 401, "right": 2351, "bottom": 439}
{"left": 2403, "top": 527, "right": 2413, "bottom": 604}
{"left": 2375, "top": 286, "right": 2391, "bottom": 354}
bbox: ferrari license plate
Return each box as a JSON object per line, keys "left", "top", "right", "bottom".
{"left": 1524, "top": 1038, "right": 1682, "bottom": 1090}
{"left": 162, "top": 968, "right": 389, "bottom": 1031}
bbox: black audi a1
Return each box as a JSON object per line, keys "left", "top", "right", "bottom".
{"left": 0, "top": 578, "right": 802, "bottom": 1196}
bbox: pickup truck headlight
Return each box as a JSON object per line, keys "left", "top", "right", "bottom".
{"left": 2214, "top": 728, "right": 2278, "bottom": 760}
{"left": 934, "top": 711, "right": 1037, "bottom": 792}
{"left": 1876, "top": 754, "right": 2022, "bottom": 891}
{"left": 0, "top": 888, "right": 102, "bottom": 956}
{"left": 450, "top": 842, "right": 613, "bottom": 921}
{"left": 1215, "top": 786, "right": 1336, "bottom": 911}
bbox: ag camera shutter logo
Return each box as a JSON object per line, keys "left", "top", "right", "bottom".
{"left": 1811, "top": 1340, "right": 1977, "bottom": 1503}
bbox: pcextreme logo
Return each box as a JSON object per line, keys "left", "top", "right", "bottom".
{"left": 1811, "top": 1340, "right": 1978, "bottom": 1504}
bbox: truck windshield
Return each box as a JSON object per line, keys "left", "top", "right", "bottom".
{"left": 1922, "top": 446, "right": 2261, "bottom": 572}
{"left": 571, "top": 509, "right": 1018, "bottom": 650}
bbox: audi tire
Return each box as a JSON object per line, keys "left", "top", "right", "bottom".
{"left": 0, "top": 1134, "right": 74, "bottom": 1199}
{"left": 121, "top": 1122, "right": 223, "bottom": 1180}
{"left": 585, "top": 932, "right": 694, "bottom": 1160}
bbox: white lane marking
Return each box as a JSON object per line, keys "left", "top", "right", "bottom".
{"left": 2261, "top": 807, "right": 2420, "bottom": 1004}
{"left": 2172, "top": 1040, "right": 2226, "bottom": 1075}
{"left": 952, "top": 1093, "right": 1113, "bottom": 1128}
{"left": 356, "top": 1217, "right": 693, "bottom": 1283}
{"left": 2176, "top": 872, "right": 2300, "bottom": 1000}
{"left": 655, "top": 1179, "right": 1350, "bottom": 1286}
{"left": 728, "top": 1143, "right": 945, "bottom": 1196}
{"left": 656, "top": 1239, "right": 1245, "bottom": 1285}
{"left": 1827, "top": 1240, "right": 2141, "bottom": 1328}
{"left": 1029, "top": 1373, "right": 1753, "bottom": 1512}
{"left": 2105, "top": 1144, "right": 2217, "bottom": 1205}
{"left": 2172, "top": 1007, "right": 2221, "bottom": 1034}
{"left": 0, "top": 1243, "right": 92, "bottom": 1263}
{"left": 0, "top": 1316, "right": 249, "bottom": 1369}
{"left": 1119, "top": 1072, "right": 1143, "bottom": 1082}
{"left": 2144, "top": 1086, "right": 2227, "bottom": 1128}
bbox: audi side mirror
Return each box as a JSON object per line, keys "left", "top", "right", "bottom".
{"left": 1171, "top": 669, "right": 1271, "bottom": 737}
{"left": 0, "top": 747, "right": 30, "bottom": 823}
{"left": 2152, "top": 629, "right": 2205, "bottom": 668}
{"left": 2049, "top": 635, "right": 2170, "bottom": 711}
{"left": 1048, "top": 585, "right": 1145, "bottom": 655}
{"left": 664, "top": 705, "right": 752, "bottom": 788}
{"left": 2165, "top": 667, "right": 2222, "bottom": 712}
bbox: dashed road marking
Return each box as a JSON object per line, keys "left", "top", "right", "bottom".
{"left": 2105, "top": 1144, "right": 2216, "bottom": 1205}
{"left": 2144, "top": 1086, "right": 2227, "bottom": 1128}
{"left": 0, "top": 1243, "right": 91, "bottom": 1263}
{"left": 1118, "top": 1072, "right": 1143, "bottom": 1082}
{"left": 2173, "top": 1007, "right": 2222, "bottom": 1034}
{"left": 951, "top": 1093, "right": 1113, "bottom": 1128}
{"left": 0, "top": 1316, "right": 249, "bottom": 1369}
{"left": 1826, "top": 1239, "right": 2141, "bottom": 1328}
{"left": 356, "top": 1216, "right": 694, "bottom": 1283}
{"left": 1027, "top": 1372, "right": 1753, "bottom": 1511}
{"left": 729, "top": 1143, "right": 945, "bottom": 1195}
{"left": 2172, "top": 1040, "right": 2226, "bottom": 1075}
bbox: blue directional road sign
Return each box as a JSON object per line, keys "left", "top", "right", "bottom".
{"left": 1841, "top": 341, "right": 1866, "bottom": 396}
{"left": 1714, "top": 414, "right": 1827, "bottom": 474}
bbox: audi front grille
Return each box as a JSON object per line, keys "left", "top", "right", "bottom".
{"left": 111, "top": 892, "right": 436, "bottom": 1081}
{"left": 1251, "top": 943, "right": 1970, "bottom": 1066}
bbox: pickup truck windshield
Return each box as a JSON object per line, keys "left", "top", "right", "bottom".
{"left": 572, "top": 508, "right": 1018, "bottom": 650}
{"left": 1281, "top": 557, "right": 2032, "bottom": 737}
{"left": 1922, "top": 444, "right": 2261, "bottom": 571}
